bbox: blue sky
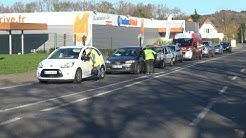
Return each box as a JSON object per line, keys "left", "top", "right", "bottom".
{"left": 2, "top": 0, "right": 245, "bottom": 15}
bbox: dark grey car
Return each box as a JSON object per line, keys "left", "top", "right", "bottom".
{"left": 105, "top": 46, "right": 145, "bottom": 74}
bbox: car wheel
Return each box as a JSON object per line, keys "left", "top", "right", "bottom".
{"left": 99, "top": 66, "right": 105, "bottom": 79}
{"left": 228, "top": 49, "right": 232, "bottom": 53}
{"left": 169, "top": 59, "right": 173, "bottom": 67}
{"left": 134, "top": 63, "right": 140, "bottom": 74}
{"left": 161, "top": 60, "right": 166, "bottom": 68}
{"left": 191, "top": 53, "right": 194, "bottom": 60}
{"left": 179, "top": 56, "right": 183, "bottom": 62}
{"left": 73, "top": 68, "right": 82, "bottom": 84}
{"left": 199, "top": 52, "right": 202, "bottom": 60}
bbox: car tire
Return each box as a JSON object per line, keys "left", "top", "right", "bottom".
{"left": 99, "top": 66, "right": 105, "bottom": 79}
{"left": 161, "top": 60, "right": 166, "bottom": 68}
{"left": 179, "top": 56, "right": 183, "bottom": 62}
{"left": 133, "top": 63, "right": 140, "bottom": 74}
{"left": 191, "top": 53, "right": 195, "bottom": 61}
{"left": 169, "top": 59, "right": 173, "bottom": 67}
{"left": 73, "top": 68, "right": 82, "bottom": 84}
{"left": 199, "top": 52, "right": 202, "bottom": 60}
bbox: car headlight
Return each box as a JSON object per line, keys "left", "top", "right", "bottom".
{"left": 105, "top": 60, "right": 111, "bottom": 64}
{"left": 61, "top": 62, "right": 75, "bottom": 68}
{"left": 38, "top": 62, "right": 43, "bottom": 68}
{"left": 125, "top": 60, "right": 136, "bottom": 64}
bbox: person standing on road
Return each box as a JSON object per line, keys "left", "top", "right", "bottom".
{"left": 143, "top": 47, "right": 156, "bottom": 74}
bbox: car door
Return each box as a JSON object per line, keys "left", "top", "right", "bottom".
{"left": 79, "top": 48, "right": 93, "bottom": 78}
{"left": 164, "top": 47, "right": 172, "bottom": 63}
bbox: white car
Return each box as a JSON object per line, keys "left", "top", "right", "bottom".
{"left": 37, "top": 46, "right": 106, "bottom": 83}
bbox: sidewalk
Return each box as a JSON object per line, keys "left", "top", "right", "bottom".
{"left": 0, "top": 70, "right": 37, "bottom": 85}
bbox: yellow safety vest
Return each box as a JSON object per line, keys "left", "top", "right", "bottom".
{"left": 90, "top": 49, "right": 103, "bottom": 67}
{"left": 144, "top": 49, "right": 156, "bottom": 60}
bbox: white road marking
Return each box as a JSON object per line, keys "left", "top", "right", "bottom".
{"left": 190, "top": 102, "right": 215, "bottom": 126}
{"left": 0, "top": 83, "right": 33, "bottom": 90}
{"left": 232, "top": 76, "right": 238, "bottom": 80}
{"left": 0, "top": 117, "right": 22, "bottom": 126}
{"left": 219, "top": 86, "right": 228, "bottom": 94}
{"left": 240, "top": 69, "right": 245, "bottom": 72}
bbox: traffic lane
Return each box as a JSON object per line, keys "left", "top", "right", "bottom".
{"left": 0, "top": 50, "right": 242, "bottom": 122}
{"left": 0, "top": 72, "right": 206, "bottom": 138}
{"left": 0, "top": 51, "right": 245, "bottom": 135}
{"left": 0, "top": 58, "right": 191, "bottom": 115}
{"left": 0, "top": 49, "right": 243, "bottom": 135}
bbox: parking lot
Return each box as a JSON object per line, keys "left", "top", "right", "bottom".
{"left": 0, "top": 46, "right": 245, "bottom": 138}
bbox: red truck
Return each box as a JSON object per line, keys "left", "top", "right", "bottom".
{"left": 173, "top": 31, "right": 203, "bottom": 60}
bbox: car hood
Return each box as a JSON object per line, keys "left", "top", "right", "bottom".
{"left": 107, "top": 56, "right": 138, "bottom": 62}
{"left": 41, "top": 59, "right": 77, "bottom": 68}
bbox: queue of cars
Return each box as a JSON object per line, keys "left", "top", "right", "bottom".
{"left": 36, "top": 41, "right": 232, "bottom": 83}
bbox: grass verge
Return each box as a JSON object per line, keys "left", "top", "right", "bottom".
{"left": 0, "top": 53, "right": 48, "bottom": 75}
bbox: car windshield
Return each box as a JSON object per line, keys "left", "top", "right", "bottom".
{"left": 167, "top": 46, "right": 175, "bottom": 51}
{"left": 173, "top": 38, "right": 193, "bottom": 46}
{"left": 48, "top": 48, "right": 81, "bottom": 59}
{"left": 221, "top": 42, "right": 230, "bottom": 47}
{"left": 112, "top": 47, "right": 140, "bottom": 57}
{"left": 214, "top": 45, "right": 220, "bottom": 48}
{"left": 203, "top": 42, "right": 209, "bottom": 46}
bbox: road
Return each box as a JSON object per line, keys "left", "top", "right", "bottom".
{"left": 0, "top": 48, "right": 245, "bottom": 138}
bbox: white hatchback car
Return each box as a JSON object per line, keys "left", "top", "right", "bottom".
{"left": 37, "top": 46, "right": 106, "bottom": 83}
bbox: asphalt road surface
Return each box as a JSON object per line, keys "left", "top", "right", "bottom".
{"left": 0, "top": 48, "right": 245, "bottom": 138}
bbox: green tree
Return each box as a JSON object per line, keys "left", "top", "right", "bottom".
{"left": 190, "top": 9, "right": 201, "bottom": 22}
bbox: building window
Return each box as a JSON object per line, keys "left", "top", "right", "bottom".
{"left": 205, "top": 28, "right": 210, "bottom": 34}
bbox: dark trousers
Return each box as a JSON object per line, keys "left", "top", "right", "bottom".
{"left": 146, "top": 59, "right": 154, "bottom": 74}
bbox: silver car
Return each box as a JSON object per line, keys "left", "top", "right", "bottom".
{"left": 146, "top": 46, "right": 174, "bottom": 68}
{"left": 202, "top": 41, "right": 215, "bottom": 57}
{"left": 214, "top": 44, "right": 223, "bottom": 54}
{"left": 167, "top": 44, "right": 183, "bottom": 62}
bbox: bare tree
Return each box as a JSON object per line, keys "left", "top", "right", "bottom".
{"left": 96, "top": 1, "right": 115, "bottom": 14}
{"left": 132, "top": 3, "right": 154, "bottom": 18}
{"left": 12, "top": 2, "right": 26, "bottom": 13}
{"left": 154, "top": 4, "right": 169, "bottom": 19}
{"left": 25, "top": 2, "right": 38, "bottom": 12}
{"left": 114, "top": 1, "right": 135, "bottom": 16}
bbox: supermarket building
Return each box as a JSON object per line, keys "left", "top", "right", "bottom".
{"left": 0, "top": 11, "right": 198, "bottom": 54}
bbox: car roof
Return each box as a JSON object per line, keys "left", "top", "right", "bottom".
{"left": 119, "top": 46, "right": 141, "bottom": 48}
{"left": 58, "top": 45, "right": 95, "bottom": 49}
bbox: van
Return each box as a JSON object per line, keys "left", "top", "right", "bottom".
{"left": 173, "top": 31, "right": 203, "bottom": 60}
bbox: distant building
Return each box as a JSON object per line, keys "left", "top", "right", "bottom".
{"left": 0, "top": 11, "right": 198, "bottom": 54}
{"left": 199, "top": 17, "right": 224, "bottom": 41}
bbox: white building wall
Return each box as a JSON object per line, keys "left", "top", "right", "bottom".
{"left": 199, "top": 24, "right": 219, "bottom": 39}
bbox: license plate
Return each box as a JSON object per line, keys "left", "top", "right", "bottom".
{"left": 112, "top": 65, "right": 122, "bottom": 68}
{"left": 44, "top": 71, "right": 57, "bottom": 74}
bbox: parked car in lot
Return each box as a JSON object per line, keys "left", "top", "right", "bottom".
{"left": 167, "top": 44, "right": 183, "bottom": 62}
{"left": 202, "top": 41, "right": 215, "bottom": 57}
{"left": 146, "top": 45, "right": 174, "bottom": 68}
{"left": 37, "top": 46, "right": 106, "bottom": 83}
{"left": 221, "top": 42, "right": 232, "bottom": 53}
{"left": 214, "top": 44, "right": 223, "bottom": 54}
{"left": 105, "top": 46, "right": 145, "bottom": 74}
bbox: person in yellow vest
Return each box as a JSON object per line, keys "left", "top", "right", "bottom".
{"left": 86, "top": 47, "right": 103, "bottom": 81}
{"left": 143, "top": 47, "right": 156, "bottom": 74}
